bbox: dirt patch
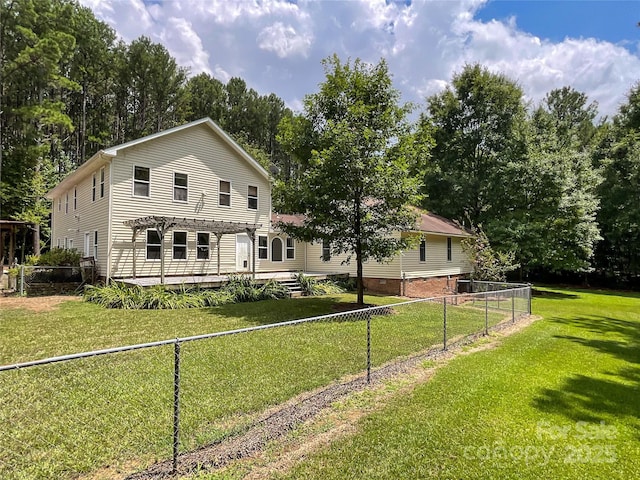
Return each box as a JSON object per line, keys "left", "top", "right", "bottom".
{"left": 126, "top": 314, "right": 539, "bottom": 480}
{"left": 0, "top": 295, "right": 81, "bottom": 313}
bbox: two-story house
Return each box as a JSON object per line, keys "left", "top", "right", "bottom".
{"left": 46, "top": 118, "right": 470, "bottom": 296}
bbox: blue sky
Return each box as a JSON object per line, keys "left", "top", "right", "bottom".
{"left": 81, "top": 0, "right": 640, "bottom": 118}
{"left": 476, "top": 0, "right": 640, "bottom": 45}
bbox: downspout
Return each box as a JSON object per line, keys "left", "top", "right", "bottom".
{"left": 106, "top": 157, "right": 114, "bottom": 284}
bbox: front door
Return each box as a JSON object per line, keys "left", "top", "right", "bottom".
{"left": 236, "top": 234, "right": 251, "bottom": 272}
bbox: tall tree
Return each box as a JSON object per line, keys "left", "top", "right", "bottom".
{"left": 594, "top": 84, "right": 640, "bottom": 281}
{"left": 421, "top": 65, "right": 600, "bottom": 276}
{"left": 0, "top": 0, "right": 79, "bottom": 252}
{"left": 421, "top": 64, "right": 528, "bottom": 226}
{"left": 274, "top": 55, "right": 421, "bottom": 305}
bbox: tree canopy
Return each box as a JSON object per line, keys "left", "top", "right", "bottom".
{"left": 274, "top": 55, "right": 421, "bottom": 305}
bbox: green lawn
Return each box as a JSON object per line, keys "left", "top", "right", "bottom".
{"left": 271, "top": 287, "right": 640, "bottom": 480}
{"left": 0, "top": 293, "right": 507, "bottom": 479}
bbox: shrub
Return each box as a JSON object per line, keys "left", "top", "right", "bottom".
{"left": 33, "top": 248, "right": 81, "bottom": 267}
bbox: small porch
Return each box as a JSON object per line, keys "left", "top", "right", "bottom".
{"left": 117, "top": 271, "right": 339, "bottom": 290}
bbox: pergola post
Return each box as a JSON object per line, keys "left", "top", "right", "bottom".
{"left": 132, "top": 229, "right": 140, "bottom": 279}
{"left": 157, "top": 223, "right": 167, "bottom": 286}
{"left": 215, "top": 233, "right": 223, "bottom": 276}
{"left": 247, "top": 229, "right": 256, "bottom": 280}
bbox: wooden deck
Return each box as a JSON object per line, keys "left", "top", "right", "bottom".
{"left": 117, "top": 271, "right": 341, "bottom": 289}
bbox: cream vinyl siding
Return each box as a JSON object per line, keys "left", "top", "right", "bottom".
{"left": 109, "top": 124, "right": 273, "bottom": 278}
{"left": 50, "top": 161, "right": 111, "bottom": 276}
{"left": 305, "top": 233, "right": 402, "bottom": 279}
{"left": 401, "top": 234, "right": 471, "bottom": 278}
{"left": 254, "top": 234, "right": 305, "bottom": 272}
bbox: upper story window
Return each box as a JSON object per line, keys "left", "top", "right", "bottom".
{"left": 134, "top": 166, "right": 150, "bottom": 197}
{"left": 248, "top": 185, "right": 258, "bottom": 210}
{"left": 447, "top": 237, "right": 452, "bottom": 261}
{"left": 322, "top": 239, "right": 331, "bottom": 262}
{"left": 100, "top": 167, "right": 105, "bottom": 198}
{"left": 92, "top": 173, "right": 97, "bottom": 202}
{"left": 73, "top": 187, "right": 77, "bottom": 210}
{"left": 258, "top": 235, "right": 268, "bottom": 259}
{"left": 58, "top": 197, "right": 61, "bottom": 212}
{"left": 286, "top": 238, "right": 295, "bottom": 259}
{"left": 174, "top": 172, "right": 188, "bottom": 202}
{"left": 197, "top": 232, "right": 210, "bottom": 260}
{"left": 65, "top": 192, "right": 69, "bottom": 214}
{"left": 419, "top": 239, "right": 426, "bottom": 263}
{"left": 219, "top": 180, "right": 231, "bottom": 207}
{"left": 146, "top": 230, "right": 161, "bottom": 260}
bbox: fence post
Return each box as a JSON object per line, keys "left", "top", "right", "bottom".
{"left": 443, "top": 297, "right": 447, "bottom": 350}
{"left": 366, "top": 314, "right": 371, "bottom": 384}
{"left": 528, "top": 284, "right": 532, "bottom": 315}
{"left": 173, "top": 340, "right": 181, "bottom": 473}
{"left": 511, "top": 293, "right": 515, "bottom": 323}
{"left": 19, "top": 265, "right": 24, "bottom": 296}
{"left": 485, "top": 292, "right": 489, "bottom": 335}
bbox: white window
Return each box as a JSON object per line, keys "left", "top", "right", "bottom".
{"left": 64, "top": 237, "right": 68, "bottom": 249}
{"left": 197, "top": 232, "right": 209, "bottom": 260}
{"left": 56, "top": 238, "right": 61, "bottom": 248}
{"left": 173, "top": 231, "right": 187, "bottom": 260}
{"left": 65, "top": 193, "right": 69, "bottom": 214}
{"left": 73, "top": 187, "right": 77, "bottom": 210}
{"left": 248, "top": 185, "right": 258, "bottom": 210}
{"left": 92, "top": 173, "right": 96, "bottom": 202}
{"left": 322, "top": 240, "right": 331, "bottom": 262}
{"left": 146, "top": 230, "right": 161, "bottom": 260}
{"left": 100, "top": 167, "right": 105, "bottom": 198}
{"left": 258, "top": 235, "right": 268, "bottom": 259}
{"left": 174, "top": 172, "right": 188, "bottom": 202}
{"left": 58, "top": 197, "right": 61, "bottom": 212}
{"left": 447, "top": 237, "right": 452, "bottom": 262}
{"left": 68, "top": 239, "right": 73, "bottom": 250}
{"left": 271, "top": 237, "right": 283, "bottom": 262}
{"left": 134, "top": 166, "right": 150, "bottom": 197}
{"left": 94, "top": 231, "right": 98, "bottom": 260}
{"left": 84, "top": 232, "right": 91, "bottom": 257}
{"left": 286, "top": 238, "right": 295, "bottom": 260}
{"left": 419, "top": 239, "right": 426, "bottom": 263}
{"left": 219, "top": 180, "right": 231, "bottom": 207}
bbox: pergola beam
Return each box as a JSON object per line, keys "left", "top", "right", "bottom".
{"left": 123, "top": 216, "right": 261, "bottom": 284}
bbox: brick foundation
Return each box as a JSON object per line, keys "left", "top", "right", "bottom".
{"left": 404, "top": 275, "right": 462, "bottom": 298}
{"left": 361, "top": 275, "right": 463, "bottom": 297}
{"left": 362, "top": 277, "right": 402, "bottom": 295}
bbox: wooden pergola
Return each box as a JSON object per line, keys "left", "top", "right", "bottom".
{"left": 123, "top": 216, "right": 262, "bottom": 284}
{"left": 0, "top": 220, "right": 33, "bottom": 266}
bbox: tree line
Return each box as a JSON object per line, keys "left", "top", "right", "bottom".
{"left": 1, "top": 0, "right": 639, "bottom": 286}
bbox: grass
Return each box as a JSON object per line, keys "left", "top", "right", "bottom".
{"left": 267, "top": 287, "right": 640, "bottom": 480}
{"left": 0, "top": 292, "right": 509, "bottom": 479}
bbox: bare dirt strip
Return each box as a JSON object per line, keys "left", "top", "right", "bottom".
{"left": 0, "top": 294, "right": 81, "bottom": 313}
{"left": 126, "top": 314, "right": 539, "bottom": 480}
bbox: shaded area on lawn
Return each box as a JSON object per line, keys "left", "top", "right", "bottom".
{"left": 532, "top": 314, "right": 640, "bottom": 437}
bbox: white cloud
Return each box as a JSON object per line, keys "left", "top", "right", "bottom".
{"left": 78, "top": 0, "right": 640, "bottom": 118}
{"left": 257, "top": 22, "right": 313, "bottom": 58}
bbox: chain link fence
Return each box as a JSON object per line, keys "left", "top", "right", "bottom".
{"left": 0, "top": 284, "right": 531, "bottom": 479}
{"left": 14, "top": 265, "right": 84, "bottom": 296}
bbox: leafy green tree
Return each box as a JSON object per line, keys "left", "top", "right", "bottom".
{"left": 421, "top": 64, "right": 528, "bottom": 226}
{"left": 421, "top": 65, "right": 600, "bottom": 276}
{"left": 460, "top": 223, "right": 518, "bottom": 281}
{"left": 594, "top": 85, "right": 640, "bottom": 280}
{"left": 274, "top": 55, "right": 421, "bottom": 305}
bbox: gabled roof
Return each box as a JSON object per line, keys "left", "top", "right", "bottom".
{"left": 415, "top": 211, "right": 469, "bottom": 237}
{"left": 271, "top": 210, "right": 470, "bottom": 237}
{"left": 46, "top": 118, "right": 270, "bottom": 199}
